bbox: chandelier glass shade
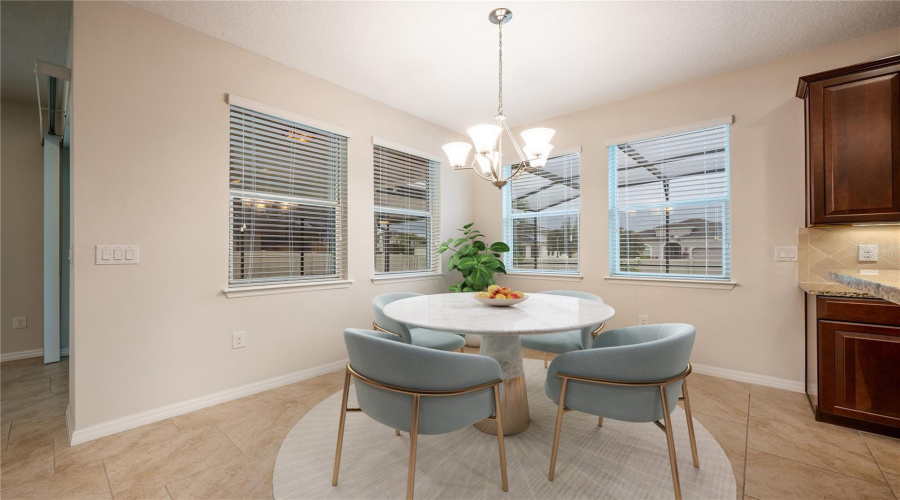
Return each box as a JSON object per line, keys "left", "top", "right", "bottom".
{"left": 442, "top": 8, "right": 556, "bottom": 188}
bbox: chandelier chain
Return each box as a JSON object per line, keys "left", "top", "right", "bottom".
{"left": 497, "top": 19, "right": 503, "bottom": 116}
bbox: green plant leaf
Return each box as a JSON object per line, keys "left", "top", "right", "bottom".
{"left": 485, "top": 259, "right": 501, "bottom": 269}
{"left": 473, "top": 240, "right": 486, "bottom": 251}
{"left": 457, "top": 257, "right": 477, "bottom": 270}
{"left": 453, "top": 237, "right": 468, "bottom": 247}
{"left": 463, "top": 223, "right": 474, "bottom": 229}
{"left": 462, "top": 287, "right": 474, "bottom": 292}
{"left": 489, "top": 242, "right": 510, "bottom": 252}
{"left": 476, "top": 253, "right": 495, "bottom": 263}
{"left": 460, "top": 245, "right": 478, "bottom": 257}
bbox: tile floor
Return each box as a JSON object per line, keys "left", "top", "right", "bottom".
{"left": 1, "top": 351, "right": 898, "bottom": 499}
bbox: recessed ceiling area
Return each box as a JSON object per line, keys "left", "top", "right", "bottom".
{"left": 130, "top": 1, "right": 900, "bottom": 132}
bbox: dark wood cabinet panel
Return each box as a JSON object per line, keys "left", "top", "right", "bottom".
{"left": 819, "top": 320, "right": 900, "bottom": 428}
{"left": 799, "top": 55, "right": 900, "bottom": 225}
{"left": 810, "top": 296, "right": 900, "bottom": 436}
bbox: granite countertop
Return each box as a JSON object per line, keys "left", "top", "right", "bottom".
{"left": 824, "top": 270, "right": 900, "bottom": 305}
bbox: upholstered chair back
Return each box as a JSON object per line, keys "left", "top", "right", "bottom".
{"left": 545, "top": 324, "right": 695, "bottom": 423}
{"left": 371, "top": 292, "right": 420, "bottom": 343}
{"left": 344, "top": 328, "right": 502, "bottom": 435}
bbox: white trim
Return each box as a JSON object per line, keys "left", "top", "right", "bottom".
{"left": 65, "top": 405, "right": 74, "bottom": 446}
{"left": 503, "top": 273, "right": 584, "bottom": 282}
{"left": 607, "top": 115, "right": 734, "bottom": 146}
{"left": 226, "top": 94, "right": 352, "bottom": 138}
{"left": 550, "top": 145, "right": 582, "bottom": 158}
{"left": 0, "top": 348, "right": 69, "bottom": 362}
{"left": 0, "top": 349, "right": 44, "bottom": 362}
{"left": 70, "top": 357, "right": 348, "bottom": 445}
{"left": 223, "top": 279, "right": 354, "bottom": 298}
{"left": 373, "top": 138, "right": 443, "bottom": 163}
{"left": 692, "top": 363, "right": 805, "bottom": 393}
{"left": 372, "top": 273, "right": 444, "bottom": 284}
{"left": 605, "top": 276, "right": 738, "bottom": 290}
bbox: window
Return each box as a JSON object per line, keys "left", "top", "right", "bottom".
{"left": 502, "top": 152, "right": 581, "bottom": 274}
{"left": 228, "top": 102, "right": 348, "bottom": 287}
{"left": 609, "top": 123, "right": 731, "bottom": 280}
{"left": 373, "top": 143, "right": 440, "bottom": 276}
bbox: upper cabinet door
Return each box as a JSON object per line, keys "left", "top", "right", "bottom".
{"left": 799, "top": 56, "right": 900, "bottom": 225}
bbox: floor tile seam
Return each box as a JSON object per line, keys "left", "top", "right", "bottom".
{"left": 746, "top": 446, "right": 892, "bottom": 487}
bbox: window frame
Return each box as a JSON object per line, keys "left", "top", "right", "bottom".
{"left": 607, "top": 118, "right": 733, "bottom": 284}
{"left": 372, "top": 139, "right": 442, "bottom": 280}
{"left": 223, "top": 95, "right": 351, "bottom": 297}
{"left": 501, "top": 149, "right": 582, "bottom": 276}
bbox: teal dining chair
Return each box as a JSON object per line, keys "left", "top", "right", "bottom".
{"left": 520, "top": 290, "right": 606, "bottom": 367}
{"left": 545, "top": 323, "right": 699, "bottom": 500}
{"left": 372, "top": 292, "right": 466, "bottom": 352}
{"left": 333, "top": 328, "right": 508, "bottom": 500}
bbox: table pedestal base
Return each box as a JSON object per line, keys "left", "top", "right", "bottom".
{"left": 474, "top": 335, "right": 530, "bottom": 435}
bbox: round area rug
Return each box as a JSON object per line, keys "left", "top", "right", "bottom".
{"left": 274, "top": 358, "right": 736, "bottom": 499}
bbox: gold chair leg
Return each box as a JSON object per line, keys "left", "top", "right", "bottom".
{"left": 548, "top": 378, "right": 569, "bottom": 481}
{"left": 544, "top": 357, "right": 548, "bottom": 369}
{"left": 493, "top": 385, "right": 509, "bottom": 492}
{"left": 660, "top": 385, "right": 682, "bottom": 500}
{"left": 597, "top": 416, "right": 604, "bottom": 427}
{"left": 396, "top": 429, "right": 401, "bottom": 436}
{"left": 407, "top": 395, "right": 420, "bottom": 500}
{"left": 681, "top": 379, "right": 700, "bottom": 468}
{"left": 332, "top": 368, "right": 352, "bottom": 486}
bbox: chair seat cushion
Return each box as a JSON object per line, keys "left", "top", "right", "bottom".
{"left": 410, "top": 327, "right": 466, "bottom": 351}
{"left": 521, "top": 330, "right": 583, "bottom": 354}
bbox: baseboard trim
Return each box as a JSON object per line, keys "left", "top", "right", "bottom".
{"left": 0, "top": 348, "right": 70, "bottom": 362}
{"left": 69, "top": 358, "right": 348, "bottom": 446}
{"left": 65, "top": 404, "right": 74, "bottom": 445}
{"left": 0, "top": 349, "right": 44, "bottom": 362}
{"left": 692, "top": 363, "right": 804, "bottom": 393}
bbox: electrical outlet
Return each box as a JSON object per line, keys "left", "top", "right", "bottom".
{"left": 858, "top": 245, "right": 878, "bottom": 262}
{"left": 12, "top": 316, "right": 27, "bottom": 329}
{"left": 638, "top": 314, "right": 649, "bottom": 326}
{"left": 232, "top": 331, "right": 247, "bottom": 349}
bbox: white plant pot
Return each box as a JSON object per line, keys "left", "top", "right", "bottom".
{"left": 465, "top": 334, "right": 482, "bottom": 347}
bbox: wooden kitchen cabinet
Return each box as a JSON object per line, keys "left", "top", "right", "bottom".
{"left": 809, "top": 296, "right": 900, "bottom": 437}
{"left": 797, "top": 55, "right": 900, "bottom": 225}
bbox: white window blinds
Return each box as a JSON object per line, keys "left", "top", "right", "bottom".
{"left": 374, "top": 144, "right": 440, "bottom": 275}
{"left": 609, "top": 124, "right": 731, "bottom": 280}
{"left": 502, "top": 153, "right": 580, "bottom": 274}
{"left": 229, "top": 104, "right": 348, "bottom": 286}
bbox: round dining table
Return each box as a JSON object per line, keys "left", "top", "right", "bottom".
{"left": 383, "top": 292, "right": 616, "bottom": 436}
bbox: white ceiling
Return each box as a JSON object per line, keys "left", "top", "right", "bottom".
{"left": 1, "top": 1, "right": 72, "bottom": 104}
{"left": 128, "top": 1, "right": 900, "bottom": 132}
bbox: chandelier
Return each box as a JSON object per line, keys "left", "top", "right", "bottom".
{"left": 442, "top": 8, "right": 556, "bottom": 189}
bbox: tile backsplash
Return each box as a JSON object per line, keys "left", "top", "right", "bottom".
{"left": 798, "top": 225, "right": 900, "bottom": 294}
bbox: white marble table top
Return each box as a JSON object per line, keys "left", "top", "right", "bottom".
{"left": 383, "top": 292, "right": 616, "bottom": 336}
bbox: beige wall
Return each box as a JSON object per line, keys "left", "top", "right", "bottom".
{"left": 70, "top": 2, "right": 471, "bottom": 430}
{"left": 1, "top": 99, "right": 45, "bottom": 355}
{"left": 474, "top": 27, "right": 900, "bottom": 383}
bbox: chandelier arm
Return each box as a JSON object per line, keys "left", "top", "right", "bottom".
{"left": 501, "top": 118, "right": 528, "bottom": 164}
{"left": 470, "top": 156, "right": 497, "bottom": 182}
{"left": 507, "top": 162, "right": 529, "bottom": 182}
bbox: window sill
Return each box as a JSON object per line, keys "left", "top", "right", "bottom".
{"left": 604, "top": 276, "right": 737, "bottom": 290}
{"left": 223, "top": 279, "right": 354, "bottom": 298}
{"left": 371, "top": 273, "right": 444, "bottom": 284}
{"left": 504, "top": 273, "right": 584, "bottom": 282}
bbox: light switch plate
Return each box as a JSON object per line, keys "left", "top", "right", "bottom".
{"left": 95, "top": 245, "right": 140, "bottom": 265}
{"left": 858, "top": 245, "right": 878, "bottom": 262}
{"left": 774, "top": 246, "right": 798, "bottom": 262}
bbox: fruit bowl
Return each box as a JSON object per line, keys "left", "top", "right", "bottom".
{"left": 473, "top": 286, "right": 528, "bottom": 307}
{"left": 474, "top": 294, "right": 528, "bottom": 307}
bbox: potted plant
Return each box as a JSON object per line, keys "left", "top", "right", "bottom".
{"left": 437, "top": 223, "right": 510, "bottom": 292}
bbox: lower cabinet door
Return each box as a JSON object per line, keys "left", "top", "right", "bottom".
{"left": 819, "top": 320, "right": 900, "bottom": 427}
